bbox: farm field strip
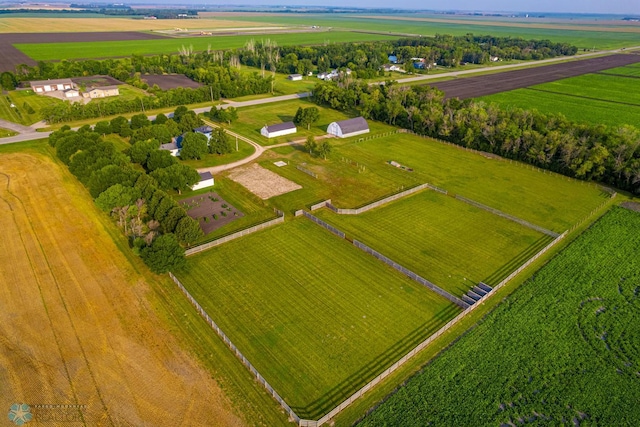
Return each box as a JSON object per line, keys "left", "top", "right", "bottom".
{"left": 526, "top": 73, "right": 640, "bottom": 105}
{"left": 429, "top": 53, "right": 640, "bottom": 99}
{"left": 359, "top": 207, "right": 640, "bottom": 426}
{"left": 316, "top": 189, "right": 550, "bottom": 297}
{"left": 214, "top": 14, "right": 640, "bottom": 49}
{"left": 177, "top": 218, "right": 459, "bottom": 419}
{"left": 0, "top": 151, "right": 242, "bottom": 426}
{"left": 15, "top": 31, "right": 399, "bottom": 61}
{"left": 335, "top": 133, "right": 606, "bottom": 232}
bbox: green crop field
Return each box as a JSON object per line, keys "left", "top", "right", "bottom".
{"left": 218, "top": 14, "right": 640, "bottom": 49}
{"left": 176, "top": 219, "right": 460, "bottom": 419}
{"left": 316, "top": 190, "right": 551, "bottom": 296}
{"left": 600, "top": 63, "right": 640, "bottom": 77}
{"left": 0, "top": 90, "right": 61, "bottom": 125}
{"left": 480, "top": 69, "right": 640, "bottom": 127}
{"left": 265, "top": 132, "right": 606, "bottom": 231}
{"left": 15, "top": 31, "right": 399, "bottom": 61}
{"left": 359, "top": 206, "right": 640, "bottom": 426}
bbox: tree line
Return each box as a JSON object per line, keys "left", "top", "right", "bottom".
{"left": 47, "top": 106, "right": 224, "bottom": 273}
{"left": 312, "top": 80, "right": 640, "bottom": 195}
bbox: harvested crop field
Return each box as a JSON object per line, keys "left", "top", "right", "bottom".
{"left": 0, "top": 152, "right": 243, "bottom": 426}
{"left": 229, "top": 163, "right": 302, "bottom": 199}
{"left": 430, "top": 54, "right": 640, "bottom": 99}
{"left": 0, "top": 31, "right": 167, "bottom": 72}
{"left": 141, "top": 74, "right": 202, "bottom": 90}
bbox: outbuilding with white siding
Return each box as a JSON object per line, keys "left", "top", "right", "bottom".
{"left": 327, "top": 117, "right": 369, "bottom": 138}
{"left": 260, "top": 121, "right": 297, "bottom": 138}
{"left": 191, "top": 171, "right": 215, "bottom": 191}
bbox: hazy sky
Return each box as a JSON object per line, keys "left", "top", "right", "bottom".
{"left": 178, "top": 0, "right": 640, "bottom": 15}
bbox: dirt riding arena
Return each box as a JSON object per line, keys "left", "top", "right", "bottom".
{"left": 228, "top": 163, "right": 302, "bottom": 199}
{"left": 142, "top": 74, "right": 203, "bottom": 90}
{"left": 0, "top": 152, "right": 243, "bottom": 426}
{"left": 430, "top": 54, "right": 640, "bottom": 99}
{"left": 181, "top": 192, "right": 244, "bottom": 235}
{"left": 0, "top": 31, "right": 167, "bottom": 72}
{"left": 71, "top": 75, "right": 124, "bottom": 88}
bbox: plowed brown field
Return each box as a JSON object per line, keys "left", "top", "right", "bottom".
{"left": 0, "top": 152, "right": 244, "bottom": 426}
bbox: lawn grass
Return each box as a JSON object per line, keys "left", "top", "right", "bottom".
{"left": 114, "top": 85, "right": 150, "bottom": 101}
{"left": 358, "top": 206, "right": 640, "bottom": 426}
{"left": 176, "top": 218, "right": 460, "bottom": 419}
{"left": 233, "top": 66, "right": 316, "bottom": 96}
{"left": 223, "top": 98, "right": 395, "bottom": 146}
{"left": 178, "top": 138, "right": 255, "bottom": 168}
{"left": 0, "top": 90, "right": 61, "bottom": 125}
{"left": 316, "top": 190, "right": 551, "bottom": 296}
{"left": 479, "top": 69, "right": 640, "bottom": 127}
{"left": 334, "top": 133, "right": 608, "bottom": 232}
{"left": 15, "top": 31, "right": 400, "bottom": 61}
{"left": 0, "top": 128, "right": 17, "bottom": 138}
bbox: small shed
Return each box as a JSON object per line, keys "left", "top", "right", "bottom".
{"left": 260, "top": 122, "right": 297, "bottom": 138}
{"left": 192, "top": 171, "right": 215, "bottom": 191}
{"left": 327, "top": 117, "right": 369, "bottom": 138}
{"left": 287, "top": 74, "right": 303, "bottom": 81}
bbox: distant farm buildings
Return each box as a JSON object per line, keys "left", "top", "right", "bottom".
{"left": 287, "top": 74, "right": 303, "bottom": 81}
{"left": 30, "top": 78, "right": 74, "bottom": 93}
{"left": 192, "top": 172, "right": 215, "bottom": 191}
{"left": 261, "top": 122, "right": 297, "bottom": 138}
{"left": 327, "top": 117, "right": 369, "bottom": 138}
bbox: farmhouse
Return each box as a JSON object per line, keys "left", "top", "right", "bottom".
{"left": 195, "top": 125, "right": 213, "bottom": 141}
{"left": 160, "top": 135, "right": 183, "bottom": 157}
{"left": 260, "top": 122, "right": 297, "bottom": 138}
{"left": 327, "top": 117, "right": 369, "bottom": 138}
{"left": 288, "top": 74, "right": 303, "bottom": 81}
{"left": 191, "top": 172, "right": 215, "bottom": 191}
{"left": 30, "top": 78, "right": 74, "bottom": 93}
{"left": 84, "top": 86, "right": 120, "bottom": 99}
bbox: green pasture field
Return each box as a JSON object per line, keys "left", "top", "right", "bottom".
{"left": 15, "top": 31, "right": 399, "bottom": 61}
{"left": 177, "top": 218, "right": 460, "bottom": 419}
{"left": 316, "top": 190, "right": 551, "bottom": 296}
{"left": 218, "top": 14, "right": 640, "bottom": 49}
{"left": 233, "top": 66, "right": 316, "bottom": 96}
{"left": 359, "top": 206, "right": 640, "bottom": 426}
{"left": 599, "top": 62, "right": 640, "bottom": 76}
{"left": 267, "top": 132, "right": 606, "bottom": 231}
{"left": 0, "top": 90, "right": 61, "bottom": 125}
{"left": 479, "top": 69, "right": 640, "bottom": 127}
{"left": 223, "top": 98, "right": 394, "bottom": 146}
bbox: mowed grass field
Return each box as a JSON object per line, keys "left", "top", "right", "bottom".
{"left": 177, "top": 218, "right": 460, "bottom": 419}
{"left": 0, "top": 149, "right": 245, "bottom": 426}
{"left": 359, "top": 207, "right": 640, "bottom": 426}
{"left": 480, "top": 68, "right": 640, "bottom": 127}
{"left": 263, "top": 132, "right": 606, "bottom": 231}
{"left": 16, "top": 31, "right": 399, "bottom": 61}
{"left": 316, "top": 190, "right": 551, "bottom": 297}
{"left": 0, "top": 90, "right": 61, "bottom": 125}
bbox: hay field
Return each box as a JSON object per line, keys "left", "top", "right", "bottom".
{"left": 0, "top": 17, "right": 278, "bottom": 33}
{"left": 0, "top": 152, "right": 243, "bottom": 426}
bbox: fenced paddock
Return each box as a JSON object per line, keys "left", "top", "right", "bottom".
{"left": 174, "top": 219, "right": 459, "bottom": 420}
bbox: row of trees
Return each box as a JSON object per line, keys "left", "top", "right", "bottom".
{"left": 47, "top": 106, "right": 214, "bottom": 273}
{"left": 312, "top": 80, "right": 640, "bottom": 194}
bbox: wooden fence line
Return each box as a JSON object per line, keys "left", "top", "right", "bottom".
{"left": 168, "top": 272, "right": 300, "bottom": 424}
{"left": 185, "top": 210, "right": 284, "bottom": 256}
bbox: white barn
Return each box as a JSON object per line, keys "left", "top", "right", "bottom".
{"left": 287, "top": 74, "right": 303, "bottom": 81}
{"left": 191, "top": 171, "right": 214, "bottom": 191}
{"left": 260, "top": 121, "right": 297, "bottom": 138}
{"left": 327, "top": 117, "right": 369, "bottom": 138}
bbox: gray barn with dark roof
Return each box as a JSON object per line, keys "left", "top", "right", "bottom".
{"left": 327, "top": 117, "right": 369, "bottom": 138}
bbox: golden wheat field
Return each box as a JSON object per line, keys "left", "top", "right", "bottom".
{"left": 0, "top": 152, "right": 244, "bottom": 426}
{"left": 0, "top": 17, "right": 278, "bottom": 33}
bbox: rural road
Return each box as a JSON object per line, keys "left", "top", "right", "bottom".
{"left": 389, "top": 46, "right": 640, "bottom": 85}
